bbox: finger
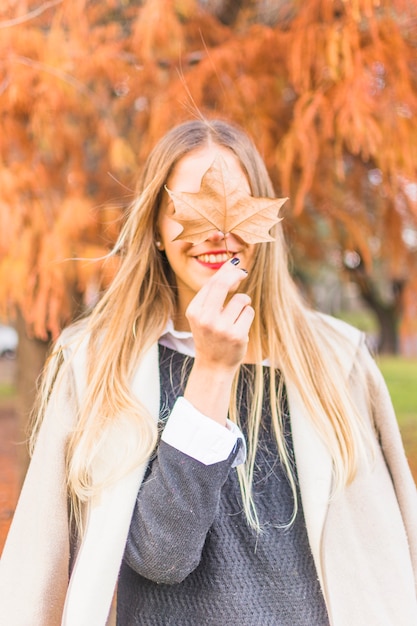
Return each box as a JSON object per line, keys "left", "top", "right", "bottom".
{"left": 231, "top": 303, "right": 255, "bottom": 336}
{"left": 196, "top": 258, "right": 247, "bottom": 310}
{"left": 210, "top": 304, "right": 254, "bottom": 350}
{"left": 220, "top": 293, "right": 252, "bottom": 325}
{"left": 188, "top": 258, "right": 248, "bottom": 315}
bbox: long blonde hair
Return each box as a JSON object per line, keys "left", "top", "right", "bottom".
{"left": 33, "top": 119, "right": 370, "bottom": 531}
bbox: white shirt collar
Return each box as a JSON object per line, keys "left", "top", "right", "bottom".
{"left": 158, "top": 319, "right": 196, "bottom": 357}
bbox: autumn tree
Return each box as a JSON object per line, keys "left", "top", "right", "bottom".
{"left": 1, "top": 0, "right": 417, "bottom": 473}
{"left": 136, "top": 0, "right": 417, "bottom": 352}
{"left": 0, "top": 0, "right": 228, "bottom": 475}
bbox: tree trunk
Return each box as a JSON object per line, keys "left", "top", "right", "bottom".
{"left": 370, "top": 304, "right": 400, "bottom": 354}
{"left": 346, "top": 266, "right": 403, "bottom": 355}
{"left": 13, "top": 284, "right": 84, "bottom": 484}
{"left": 14, "top": 313, "right": 50, "bottom": 485}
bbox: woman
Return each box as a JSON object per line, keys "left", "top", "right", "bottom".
{"left": 0, "top": 119, "right": 416, "bottom": 626}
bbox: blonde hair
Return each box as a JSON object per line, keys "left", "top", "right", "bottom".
{"left": 32, "top": 119, "right": 370, "bottom": 531}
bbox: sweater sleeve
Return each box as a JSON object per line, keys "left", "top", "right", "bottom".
{"left": 123, "top": 439, "right": 241, "bottom": 584}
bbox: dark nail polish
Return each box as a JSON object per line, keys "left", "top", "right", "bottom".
{"left": 230, "top": 257, "right": 240, "bottom": 265}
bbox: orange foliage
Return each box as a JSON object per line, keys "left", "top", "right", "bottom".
{"left": 0, "top": 0, "right": 416, "bottom": 340}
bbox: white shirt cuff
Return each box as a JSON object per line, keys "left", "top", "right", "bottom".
{"left": 161, "top": 397, "right": 246, "bottom": 467}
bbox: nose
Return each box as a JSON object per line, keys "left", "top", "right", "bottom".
{"left": 207, "top": 230, "right": 227, "bottom": 243}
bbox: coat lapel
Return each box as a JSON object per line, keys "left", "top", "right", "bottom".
{"left": 286, "top": 315, "right": 363, "bottom": 588}
{"left": 63, "top": 343, "right": 160, "bottom": 626}
{"left": 286, "top": 379, "right": 332, "bottom": 585}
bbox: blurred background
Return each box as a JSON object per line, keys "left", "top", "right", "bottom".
{"left": 1, "top": 0, "right": 416, "bottom": 550}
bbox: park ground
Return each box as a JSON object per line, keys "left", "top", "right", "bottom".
{"left": 0, "top": 356, "right": 416, "bottom": 553}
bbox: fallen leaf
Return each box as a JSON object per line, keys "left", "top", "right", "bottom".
{"left": 165, "top": 155, "right": 288, "bottom": 245}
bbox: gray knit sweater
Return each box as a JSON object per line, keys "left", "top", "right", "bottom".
{"left": 117, "top": 345, "right": 329, "bottom": 625}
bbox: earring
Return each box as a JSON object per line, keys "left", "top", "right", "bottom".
{"left": 155, "top": 240, "right": 162, "bottom": 249}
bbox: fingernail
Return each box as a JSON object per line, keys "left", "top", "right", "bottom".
{"left": 230, "top": 257, "right": 240, "bottom": 265}
{"left": 240, "top": 268, "right": 248, "bottom": 274}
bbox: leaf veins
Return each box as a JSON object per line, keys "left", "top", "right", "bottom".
{"left": 165, "top": 155, "right": 288, "bottom": 246}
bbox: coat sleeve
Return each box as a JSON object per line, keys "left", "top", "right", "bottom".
{"left": 361, "top": 345, "right": 417, "bottom": 589}
{"left": 0, "top": 352, "right": 79, "bottom": 626}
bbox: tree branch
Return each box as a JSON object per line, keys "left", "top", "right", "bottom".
{"left": 0, "top": 0, "right": 62, "bottom": 29}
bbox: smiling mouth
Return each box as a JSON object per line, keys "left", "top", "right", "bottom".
{"left": 195, "top": 252, "right": 234, "bottom": 264}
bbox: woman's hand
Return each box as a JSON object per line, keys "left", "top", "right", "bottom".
{"left": 186, "top": 258, "right": 254, "bottom": 371}
{"left": 183, "top": 259, "right": 254, "bottom": 425}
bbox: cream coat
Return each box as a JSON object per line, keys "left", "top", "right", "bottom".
{"left": 0, "top": 316, "right": 416, "bottom": 626}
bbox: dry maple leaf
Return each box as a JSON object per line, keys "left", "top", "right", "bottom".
{"left": 165, "top": 156, "right": 288, "bottom": 246}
